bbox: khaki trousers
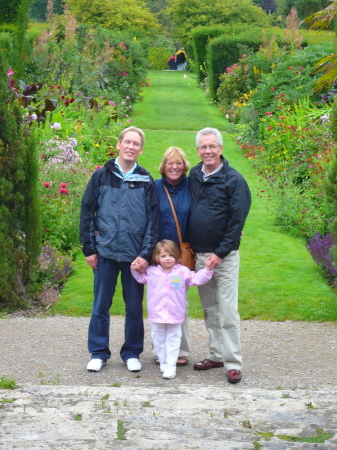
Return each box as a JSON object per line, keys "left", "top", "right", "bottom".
{"left": 196, "top": 251, "right": 242, "bottom": 371}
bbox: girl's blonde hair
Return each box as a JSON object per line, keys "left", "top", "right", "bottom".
{"left": 159, "top": 147, "right": 189, "bottom": 176}
{"left": 152, "top": 239, "right": 180, "bottom": 265}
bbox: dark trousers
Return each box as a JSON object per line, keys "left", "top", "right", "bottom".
{"left": 88, "top": 255, "right": 144, "bottom": 362}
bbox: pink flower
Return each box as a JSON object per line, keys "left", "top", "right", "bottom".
{"left": 289, "top": 66, "right": 294, "bottom": 70}
{"left": 121, "top": 72, "right": 127, "bottom": 77}
{"left": 59, "top": 188, "right": 68, "bottom": 194}
{"left": 59, "top": 182, "right": 68, "bottom": 188}
{"left": 7, "top": 68, "right": 14, "bottom": 77}
{"left": 95, "top": 165, "right": 102, "bottom": 170}
{"left": 43, "top": 182, "right": 51, "bottom": 188}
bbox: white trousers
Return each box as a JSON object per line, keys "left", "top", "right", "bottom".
{"left": 151, "top": 323, "right": 182, "bottom": 368}
{"left": 151, "top": 311, "right": 190, "bottom": 357}
{"left": 196, "top": 251, "right": 242, "bottom": 370}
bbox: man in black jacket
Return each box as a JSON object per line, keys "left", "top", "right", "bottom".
{"left": 189, "top": 127, "right": 251, "bottom": 383}
{"left": 80, "top": 126, "right": 159, "bottom": 373}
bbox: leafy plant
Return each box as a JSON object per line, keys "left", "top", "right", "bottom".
{"left": 0, "top": 376, "right": 18, "bottom": 390}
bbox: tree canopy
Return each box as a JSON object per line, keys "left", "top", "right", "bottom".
{"left": 67, "top": 0, "right": 160, "bottom": 35}
{"left": 167, "top": 0, "right": 269, "bottom": 41}
{"left": 276, "top": 0, "right": 331, "bottom": 21}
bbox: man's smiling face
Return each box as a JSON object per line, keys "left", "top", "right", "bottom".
{"left": 197, "top": 133, "right": 222, "bottom": 173}
{"left": 117, "top": 131, "right": 143, "bottom": 164}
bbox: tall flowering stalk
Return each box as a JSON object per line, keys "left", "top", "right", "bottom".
{"left": 307, "top": 233, "right": 337, "bottom": 285}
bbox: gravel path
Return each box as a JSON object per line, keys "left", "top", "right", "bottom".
{"left": 1, "top": 314, "right": 336, "bottom": 389}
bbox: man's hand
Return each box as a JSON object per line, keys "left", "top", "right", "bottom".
{"left": 205, "top": 253, "right": 222, "bottom": 270}
{"left": 86, "top": 254, "right": 98, "bottom": 270}
{"left": 131, "top": 257, "right": 148, "bottom": 273}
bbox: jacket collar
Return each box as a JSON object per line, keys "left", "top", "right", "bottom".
{"left": 162, "top": 175, "right": 187, "bottom": 192}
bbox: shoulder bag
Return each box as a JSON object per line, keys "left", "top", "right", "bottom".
{"left": 163, "top": 185, "right": 195, "bottom": 270}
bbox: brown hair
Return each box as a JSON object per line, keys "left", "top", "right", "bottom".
{"left": 152, "top": 239, "right": 180, "bottom": 265}
{"left": 118, "top": 126, "right": 145, "bottom": 148}
{"left": 158, "top": 147, "right": 189, "bottom": 176}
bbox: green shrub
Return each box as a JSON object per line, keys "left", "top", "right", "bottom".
{"left": 207, "top": 34, "right": 262, "bottom": 98}
{"left": 190, "top": 25, "right": 228, "bottom": 82}
{"left": 148, "top": 47, "right": 172, "bottom": 70}
{"left": 0, "top": 0, "right": 20, "bottom": 25}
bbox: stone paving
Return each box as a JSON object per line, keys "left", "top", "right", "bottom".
{"left": 1, "top": 384, "right": 337, "bottom": 449}
{"left": 1, "top": 316, "right": 337, "bottom": 448}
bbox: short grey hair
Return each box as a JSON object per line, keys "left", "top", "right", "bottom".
{"left": 196, "top": 127, "right": 223, "bottom": 147}
{"left": 119, "top": 126, "right": 145, "bottom": 148}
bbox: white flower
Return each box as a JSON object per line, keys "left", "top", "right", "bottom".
{"left": 31, "top": 113, "right": 37, "bottom": 120}
{"left": 50, "top": 122, "right": 61, "bottom": 130}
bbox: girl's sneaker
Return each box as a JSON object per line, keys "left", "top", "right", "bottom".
{"left": 163, "top": 366, "right": 176, "bottom": 379}
{"left": 160, "top": 364, "right": 167, "bottom": 373}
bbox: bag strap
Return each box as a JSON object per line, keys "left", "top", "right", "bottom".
{"left": 163, "top": 185, "right": 183, "bottom": 246}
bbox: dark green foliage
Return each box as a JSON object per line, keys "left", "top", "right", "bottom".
{"left": 30, "top": 0, "right": 64, "bottom": 22}
{"left": 190, "top": 25, "right": 228, "bottom": 83}
{"left": 0, "top": 52, "right": 27, "bottom": 307}
{"left": 15, "top": 0, "right": 30, "bottom": 79}
{"left": 22, "top": 130, "right": 41, "bottom": 286}
{"left": 0, "top": 0, "right": 21, "bottom": 25}
{"left": 326, "top": 96, "right": 337, "bottom": 247}
{"left": 207, "top": 34, "right": 262, "bottom": 98}
{"left": 0, "top": 29, "right": 39, "bottom": 74}
{"left": 0, "top": 51, "right": 41, "bottom": 309}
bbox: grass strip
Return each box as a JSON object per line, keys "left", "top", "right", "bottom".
{"left": 54, "top": 70, "right": 337, "bottom": 321}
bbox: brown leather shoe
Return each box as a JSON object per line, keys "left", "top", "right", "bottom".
{"left": 193, "top": 359, "right": 224, "bottom": 370}
{"left": 227, "top": 369, "right": 242, "bottom": 384}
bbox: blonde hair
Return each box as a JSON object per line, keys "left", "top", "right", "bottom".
{"left": 118, "top": 126, "right": 145, "bottom": 148}
{"left": 159, "top": 147, "right": 189, "bottom": 176}
{"left": 152, "top": 240, "right": 180, "bottom": 265}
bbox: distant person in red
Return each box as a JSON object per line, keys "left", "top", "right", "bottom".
{"left": 167, "top": 54, "right": 177, "bottom": 70}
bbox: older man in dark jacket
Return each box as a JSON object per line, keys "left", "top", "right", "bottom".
{"left": 189, "top": 127, "right": 251, "bottom": 384}
{"left": 80, "top": 126, "right": 159, "bottom": 374}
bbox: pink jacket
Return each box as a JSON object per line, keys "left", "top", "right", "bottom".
{"left": 131, "top": 263, "right": 213, "bottom": 324}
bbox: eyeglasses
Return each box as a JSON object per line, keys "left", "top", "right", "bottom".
{"left": 198, "top": 145, "right": 220, "bottom": 151}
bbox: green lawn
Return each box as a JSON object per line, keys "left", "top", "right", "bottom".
{"left": 53, "top": 70, "right": 337, "bottom": 322}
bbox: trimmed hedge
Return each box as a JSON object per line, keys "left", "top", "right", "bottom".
{"left": 191, "top": 24, "right": 269, "bottom": 83}
{"left": 190, "top": 25, "right": 228, "bottom": 83}
{"left": 207, "top": 28, "right": 308, "bottom": 98}
{"left": 0, "top": 0, "right": 20, "bottom": 25}
{"left": 207, "top": 34, "right": 262, "bottom": 98}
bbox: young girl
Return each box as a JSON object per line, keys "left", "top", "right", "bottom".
{"left": 131, "top": 239, "right": 213, "bottom": 379}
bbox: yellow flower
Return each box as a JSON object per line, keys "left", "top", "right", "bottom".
{"left": 95, "top": 144, "right": 99, "bottom": 148}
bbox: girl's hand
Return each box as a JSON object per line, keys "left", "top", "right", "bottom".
{"left": 131, "top": 263, "right": 141, "bottom": 271}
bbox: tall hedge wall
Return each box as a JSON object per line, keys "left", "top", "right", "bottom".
{"left": 190, "top": 25, "right": 228, "bottom": 83}
{"left": 190, "top": 24, "right": 268, "bottom": 83}
{"left": 207, "top": 34, "right": 262, "bottom": 98}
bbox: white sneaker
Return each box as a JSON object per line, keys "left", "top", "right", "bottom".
{"left": 87, "top": 359, "right": 107, "bottom": 372}
{"left": 160, "top": 364, "right": 167, "bottom": 373}
{"left": 163, "top": 366, "right": 176, "bottom": 379}
{"left": 126, "top": 358, "right": 141, "bottom": 372}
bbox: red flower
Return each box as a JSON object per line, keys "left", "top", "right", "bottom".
{"left": 59, "top": 182, "right": 68, "bottom": 188}
{"left": 289, "top": 66, "right": 294, "bottom": 70}
{"left": 265, "top": 112, "right": 272, "bottom": 115}
{"left": 279, "top": 116, "right": 285, "bottom": 120}
{"left": 59, "top": 188, "right": 68, "bottom": 195}
{"left": 43, "top": 182, "right": 51, "bottom": 188}
{"left": 95, "top": 165, "right": 102, "bottom": 170}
